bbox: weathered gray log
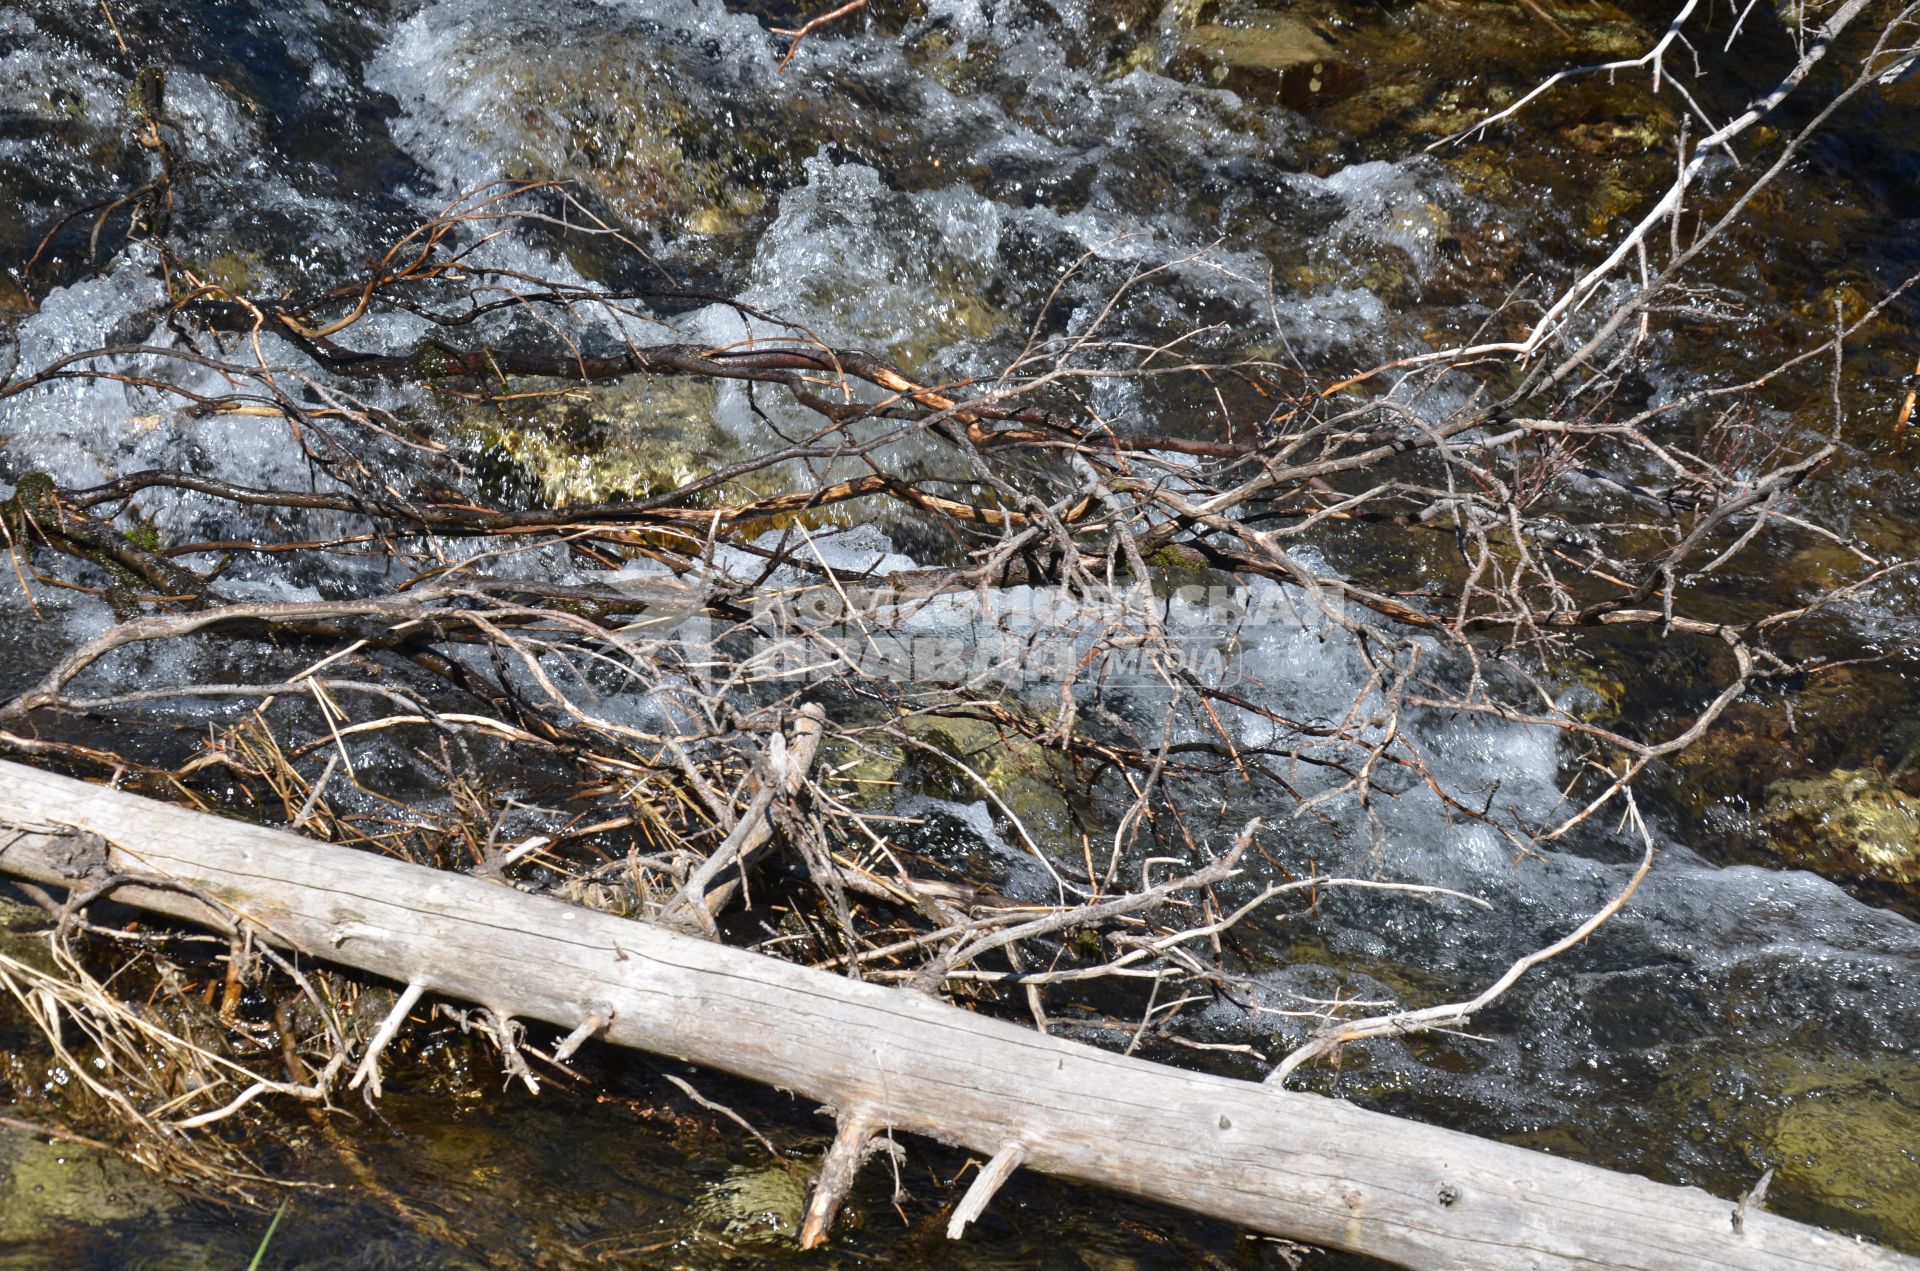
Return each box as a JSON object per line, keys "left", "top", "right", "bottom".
{"left": 0, "top": 758, "right": 1907, "bottom": 1271}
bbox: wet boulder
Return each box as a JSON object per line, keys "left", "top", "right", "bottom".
{"left": 0, "top": 1123, "right": 176, "bottom": 1245}
{"left": 493, "top": 53, "right": 767, "bottom": 235}
{"left": 372, "top": 11, "right": 775, "bottom": 239}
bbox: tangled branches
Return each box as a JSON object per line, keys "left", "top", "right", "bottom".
{"left": 0, "top": 848, "right": 349, "bottom": 1198}
{"left": 0, "top": 0, "right": 1915, "bottom": 1194}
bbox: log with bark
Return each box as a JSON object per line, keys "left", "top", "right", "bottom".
{"left": 0, "top": 758, "right": 1907, "bottom": 1271}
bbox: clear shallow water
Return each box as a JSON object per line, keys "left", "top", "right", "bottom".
{"left": 2, "top": 0, "right": 1919, "bottom": 1263}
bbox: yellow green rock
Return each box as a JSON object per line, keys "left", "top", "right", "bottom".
{"left": 454, "top": 49, "right": 764, "bottom": 236}
{"left": 0, "top": 1122, "right": 176, "bottom": 1244}
{"left": 457, "top": 378, "right": 734, "bottom": 508}
{"left": 1762, "top": 767, "right": 1920, "bottom": 886}
{"left": 818, "top": 733, "right": 907, "bottom": 810}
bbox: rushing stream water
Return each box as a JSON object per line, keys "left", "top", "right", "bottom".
{"left": 2, "top": 0, "right": 1919, "bottom": 1265}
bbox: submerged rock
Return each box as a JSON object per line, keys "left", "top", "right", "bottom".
{"left": 373, "top": 12, "right": 771, "bottom": 239}
{"left": 1762, "top": 768, "right": 1920, "bottom": 887}
{"left": 820, "top": 703, "right": 1091, "bottom": 873}
{"left": 0, "top": 1122, "right": 176, "bottom": 1245}
{"left": 458, "top": 377, "right": 734, "bottom": 508}
{"left": 1766, "top": 1060, "right": 1920, "bottom": 1248}
{"left": 691, "top": 1161, "right": 811, "bottom": 1244}
{"left": 0, "top": 892, "right": 56, "bottom": 972}
{"left": 1168, "top": 15, "right": 1359, "bottom": 109}
{"left": 499, "top": 53, "right": 766, "bottom": 234}
{"left": 1659, "top": 1052, "right": 1920, "bottom": 1251}
{"left": 818, "top": 732, "right": 907, "bottom": 811}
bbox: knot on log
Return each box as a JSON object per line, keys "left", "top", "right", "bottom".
{"left": 44, "top": 826, "right": 113, "bottom": 881}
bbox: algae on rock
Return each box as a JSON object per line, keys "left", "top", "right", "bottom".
{"left": 0, "top": 1122, "right": 177, "bottom": 1245}
{"left": 818, "top": 733, "right": 908, "bottom": 811}
{"left": 422, "top": 39, "right": 766, "bottom": 236}
{"left": 822, "top": 714, "right": 1081, "bottom": 874}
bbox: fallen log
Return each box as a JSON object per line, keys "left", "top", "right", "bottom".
{"left": 0, "top": 758, "right": 1906, "bottom": 1270}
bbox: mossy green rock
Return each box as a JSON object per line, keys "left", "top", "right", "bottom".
{"left": 1762, "top": 768, "right": 1920, "bottom": 886}
{"left": 0, "top": 894, "right": 57, "bottom": 972}
{"left": 439, "top": 44, "right": 763, "bottom": 235}
{"left": 190, "top": 251, "right": 264, "bottom": 298}
{"left": 1769, "top": 1067, "right": 1920, "bottom": 1243}
{"left": 905, "top": 714, "right": 1074, "bottom": 847}
{"left": 823, "top": 717, "right": 1075, "bottom": 855}
{"left": 818, "top": 734, "right": 907, "bottom": 810}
